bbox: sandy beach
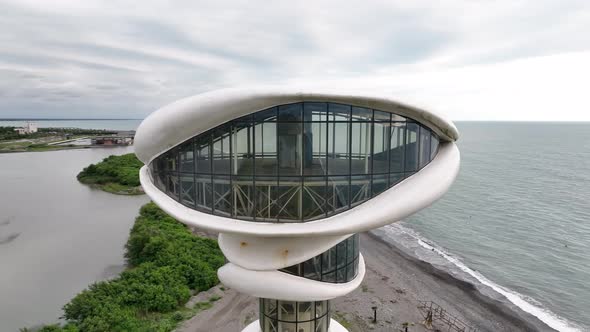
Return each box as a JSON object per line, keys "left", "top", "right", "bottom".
{"left": 177, "top": 231, "right": 556, "bottom": 332}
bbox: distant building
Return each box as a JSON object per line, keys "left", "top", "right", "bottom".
{"left": 91, "top": 131, "right": 135, "bottom": 146}
{"left": 14, "top": 122, "right": 38, "bottom": 135}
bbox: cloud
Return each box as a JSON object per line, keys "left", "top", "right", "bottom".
{"left": 0, "top": 0, "right": 589, "bottom": 120}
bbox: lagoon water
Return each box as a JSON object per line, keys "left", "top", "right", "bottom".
{"left": 390, "top": 122, "right": 590, "bottom": 331}
{"left": 0, "top": 147, "right": 149, "bottom": 331}
{"left": 0, "top": 120, "right": 589, "bottom": 331}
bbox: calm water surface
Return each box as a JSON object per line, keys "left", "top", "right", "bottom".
{"left": 0, "top": 147, "right": 149, "bottom": 331}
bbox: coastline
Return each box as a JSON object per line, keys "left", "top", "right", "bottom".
{"left": 178, "top": 231, "right": 557, "bottom": 332}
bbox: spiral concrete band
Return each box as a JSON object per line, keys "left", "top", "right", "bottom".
{"left": 135, "top": 87, "right": 460, "bottom": 332}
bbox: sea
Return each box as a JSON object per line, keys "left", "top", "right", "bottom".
{"left": 379, "top": 122, "right": 590, "bottom": 332}
{"left": 0, "top": 120, "right": 588, "bottom": 331}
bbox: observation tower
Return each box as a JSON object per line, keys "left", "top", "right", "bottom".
{"left": 134, "top": 88, "right": 460, "bottom": 332}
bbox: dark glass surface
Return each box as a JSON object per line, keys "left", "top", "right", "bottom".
{"left": 150, "top": 102, "right": 439, "bottom": 222}
{"left": 280, "top": 234, "right": 359, "bottom": 284}
{"left": 260, "top": 298, "right": 330, "bottom": 332}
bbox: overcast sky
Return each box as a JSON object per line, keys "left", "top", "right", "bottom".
{"left": 1, "top": 0, "right": 589, "bottom": 121}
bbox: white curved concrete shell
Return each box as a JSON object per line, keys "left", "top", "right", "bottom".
{"left": 135, "top": 87, "right": 460, "bottom": 332}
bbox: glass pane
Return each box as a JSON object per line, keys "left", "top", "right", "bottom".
{"left": 195, "top": 174, "right": 212, "bottom": 211}
{"left": 165, "top": 150, "right": 177, "bottom": 172}
{"left": 154, "top": 171, "right": 166, "bottom": 191}
{"left": 155, "top": 155, "right": 166, "bottom": 173}
{"left": 232, "top": 122, "right": 254, "bottom": 176}
{"left": 303, "top": 122, "right": 327, "bottom": 176}
{"left": 322, "top": 271, "right": 335, "bottom": 283}
{"left": 372, "top": 174, "right": 388, "bottom": 197}
{"left": 350, "top": 122, "right": 371, "bottom": 174}
{"left": 212, "top": 125, "right": 231, "bottom": 174}
{"left": 405, "top": 123, "right": 419, "bottom": 172}
{"left": 303, "top": 255, "right": 322, "bottom": 281}
{"left": 315, "top": 301, "right": 327, "bottom": 317}
{"left": 255, "top": 107, "right": 277, "bottom": 122}
{"left": 327, "top": 122, "right": 349, "bottom": 175}
{"left": 298, "top": 302, "right": 314, "bottom": 321}
{"left": 166, "top": 174, "right": 179, "bottom": 200}
{"left": 315, "top": 316, "right": 327, "bottom": 332}
{"left": 255, "top": 122, "right": 278, "bottom": 176}
{"left": 351, "top": 106, "right": 372, "bottom": 121}
{"left": 372, "top": 122, "right": 390, "bottom": 173}
{"left": 278, "top": 122, "right": 302, "bottom": 176}
{"left": 278, "top": 301, "right": 297, "bottom": 322}
{"left": 346, "top": 236, "right": 355, "bottom": 262}
{"left": 180, "top": 174, "right": 195, "bottom": 207}
{"left": 277, "top": 177, "right": 301, "bottom": 222}
{"left": 336, "top": 241, "right": 347, "bottom": 269}
{"left": 430, "top": 133, "right": 439, "bottom": 160}
{"left": 304, "top": 102, "right": 327, "bottom": 121}
{"left": 389, "top": 173, "right": 403, "bottom": 188}
{"left": 327, "top": 103, "right": 350, "bottom": 121}
{"left": 346, "top": 261, "right": 355, "bottom": 281}
{"left": 322, "top": 247, "right": 336, "bottom": 274}
{"left": 373, "top": 110, "right": 390, "bottom": 122}
{"left": 298, "top": 320, "right": 312, "bottom": 332}
{"left": 265, "top": 299, "right": 278, "bottom": 318}
{"left": 179, "top": 140, "right": 194, "bottom": 173}
{"left": 278, "top": 103, "right": 303, "bottom": 121}
{"left": 302, "top": 177, "right": 326, "bottom": 220}
{"left": 255, "top": 176, "right": 278, "bottom": 221}
{"left": 419, "top": 126, "right": 431, "bottom": 169}
{"left": 327, "top": 176, "right": 349, "bottom": 216}
{"left": 264, "top": 316, "right": 278, "bottom": 332}
{"left": 336, "top": 267, "right": 346, "bottom": 283}
{"left": 281, "top": 263, "right": 300, "bottom": 276}
{"left": 213, "top": 176, "right": 231, "bottom": 216}
{"left": 233, "top": 176, "right": 254, "bottom": 220}
{"left": 390, "top": 123, "right": 405, "bottom": 173}
{"left": 195, "top": 134, "right": 211, "bottom": 174}
{"left": 350, "top": 175, "right": 370, "bottom": 207}
{"left": 278, "top": 322, "right": 296, "bottom": 332}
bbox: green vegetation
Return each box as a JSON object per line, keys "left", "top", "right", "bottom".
{"left": 77, "top": 154, "right": 144, "bottom": 195}
{"left": 33, "top": 202, "right": 225, "bottom": 332}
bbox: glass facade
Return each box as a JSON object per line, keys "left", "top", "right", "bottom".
{"left": 149, "top": 102, "right": 440, "bottom": 222}
{"left": 260, "top": 298, "right": 330, "bottom": 332}
{"left": 280, "top": 234, "right": 359, "bottom": 283}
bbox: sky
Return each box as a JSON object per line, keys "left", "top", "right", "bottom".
{"left": 1, "top": 0, "right": 589, "bottom": 121}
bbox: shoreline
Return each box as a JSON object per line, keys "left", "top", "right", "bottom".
{"left": 363, "top": 231, "right": 557, "bottom": 332}
{"left": 178, "top": 231, "right": 557, "bottom": 332}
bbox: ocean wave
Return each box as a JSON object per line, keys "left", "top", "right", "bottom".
{"left": 378, "top": 223, "right": 583, "bottom": 332}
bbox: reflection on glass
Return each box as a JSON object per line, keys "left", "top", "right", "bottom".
{"left": 350, "top": 122, "right": 371, "bottom": 174}
{"left": 260, "top": 299, "right": 330, "bottom": 332}
{"left": 405, "top": 123, "right": 419, "bottom": 172}
{"left": 304, "top": 102, "right": 327, "bottom": 122}
{"left": 180, "top": 174, "right": 195, "bottom": 207}
{"left": 327, "top": 122, "right": 349, "bottom": 175}
{"left": 372, "top": 122, "right": 390, "bottom": 173}
{"left": 150, "top": 103, "right": 440, "bottom": 222}
{"left": 303, "top": 122, "right": 327, "bottom": 176}
{"left": 280, "top": 234, "right": 359, "bottom": 284}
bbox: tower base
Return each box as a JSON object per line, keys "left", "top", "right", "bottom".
{"left": 242, "top": 319, "right": 349, "bottom": 332}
